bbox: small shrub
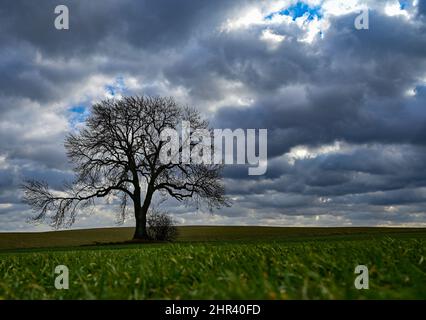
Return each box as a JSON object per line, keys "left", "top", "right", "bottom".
{"left": 147, "top": 210, "right": 178, "bottom": 241}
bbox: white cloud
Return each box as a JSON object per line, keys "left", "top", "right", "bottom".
{"left": 0, "top": 203, "right": 12, "bottom": 210}
{"left": 0, "top": 155, "right": 9, "bottom": 170}
{"left": 322, "top": 0, "right": 364, "bottom": 16}
{"left": 260, "top": 29, "right": 286, "bottom": 49}
{"left": 384, "top": 1, "right": 410, "bottom": 17}
{"left": 286, "top": 141, "right": 345, "bottom": 165}
{"left": 221, "top": 7, "right": 265, "bottom": 32}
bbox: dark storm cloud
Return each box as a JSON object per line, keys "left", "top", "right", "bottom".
{"left": 212, "top": 11, "right": 426, "bottom": 157}
{"left": 418, "top": 1, "right": 426, "bottom": 16}
{"left": 163, "top": 28, "right": 318, "bottom": 99}
{"left": 0, "top": 0, "right": 426, "bottom": 230}
{"left": 0, "top": 0, "right": 253, "bottom": 103}
{"left": 225, "top": 144, "right": 426, "bottom": 195}
{"left": 214, "top": 91, "right": 426, "bottom": 159}
{"left": 0, "top": 0, "right": 249, "bottom": 56}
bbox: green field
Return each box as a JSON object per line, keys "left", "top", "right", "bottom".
{"left": 0, "top": 226, "right": 425, "bottom": 299}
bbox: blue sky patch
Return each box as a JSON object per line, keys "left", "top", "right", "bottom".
{"left": 105, "top": 76, "right": 126, "bottom": 97}
{"left": 68, "top": 76, "right": 128, "bottom": 127}
{"left": 399, "top": 0, "right": 410, "bottom": 10}
{"left": 69, "top": 104, "right": 89, "bottom": 128}
{"left": 265, "top": 2, "right": 322, "bottom": 21}
{"left": 69, "top": 105, "right": 86, "bottom": 114}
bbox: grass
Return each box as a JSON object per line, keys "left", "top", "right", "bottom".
{"left": 0, "top": 227, "right": 425, "bottom": 299}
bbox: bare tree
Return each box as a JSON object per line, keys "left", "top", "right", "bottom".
{"left": 22, "top": 96, "right": 228, "bottom": 240}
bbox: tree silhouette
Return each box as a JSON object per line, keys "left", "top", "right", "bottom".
{"left": 22, "top": 96, "right": 228, "bottom": 239}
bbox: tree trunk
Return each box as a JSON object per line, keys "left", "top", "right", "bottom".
{"left": 132, "top": 187, "right": 154, "bottom": 240}
{"left": 133, "top": 205, "right": 148, "bottom": 240}
{"left": 132, "top": 185, "right": 148, "bottom": 239}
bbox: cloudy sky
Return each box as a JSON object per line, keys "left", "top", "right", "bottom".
{"left": 1, "top": 0, "right": 426, "bottom": 231}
